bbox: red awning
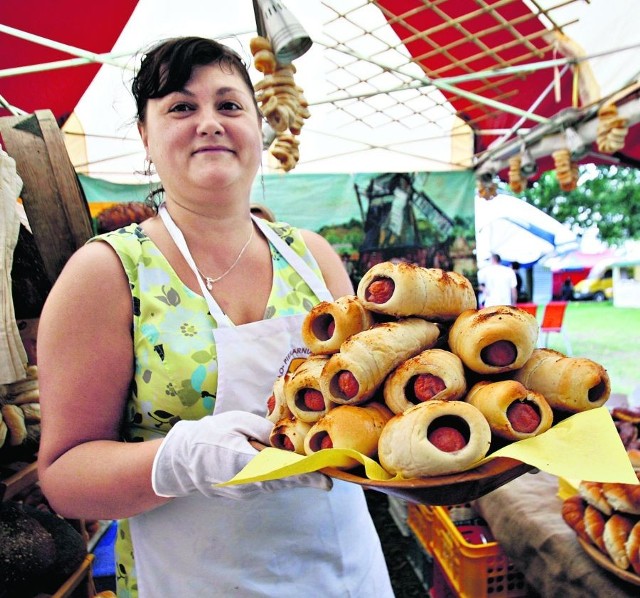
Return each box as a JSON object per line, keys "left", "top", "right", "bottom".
{"left": 0, "top": 0, "right": 138, "bottom": 125}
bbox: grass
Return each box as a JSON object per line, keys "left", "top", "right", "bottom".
{"left": 537, "top": 301, "right": 640, "bottom": 398}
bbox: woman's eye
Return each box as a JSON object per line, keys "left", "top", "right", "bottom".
{"left": 169, "top": 103, "right": 193, "bottom": 113}
{"left": 219, "top": 101, "right": 242, "bottom": 111}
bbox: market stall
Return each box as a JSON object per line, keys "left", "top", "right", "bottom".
{"left": 2, "top": 1, "right": 640, "bottom": 596}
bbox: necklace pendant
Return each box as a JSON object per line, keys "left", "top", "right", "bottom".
{"left": 205, "top": 278, "right": 214, "bottom": 290}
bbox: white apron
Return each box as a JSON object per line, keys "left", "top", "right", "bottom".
{"left": 129, "top": 206, "right": 394, "bottom": 598}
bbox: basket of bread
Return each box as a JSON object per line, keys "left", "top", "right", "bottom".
{"left": 561, "top": 407, "right": 640, "bottom": 585}
{"left": 226, "top": 261, "right": 633, "bottom": 505}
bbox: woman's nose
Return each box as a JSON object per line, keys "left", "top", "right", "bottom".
{"left": 196, "top": 107, "right": 224, "bottom": 136}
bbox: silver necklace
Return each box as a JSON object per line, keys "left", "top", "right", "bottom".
{"left": 195, "top": 225, "right": 254, "bottom": 290}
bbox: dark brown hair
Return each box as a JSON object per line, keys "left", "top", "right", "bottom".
{"left": 132, "top": 36, "right": 259, "bottom": 123}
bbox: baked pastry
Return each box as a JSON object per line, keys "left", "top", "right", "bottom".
{"left": 378, "top": 400, "right": 492, "bottom": 477}
{"left": 448, "top": 305, "right": 539, "bottom": 374}
{"left": 357, "top": 261, "right": 476, "bottom": 321}
{"left": 383, "top": 348, "right": 466, "bottom": 414}
{"left": 1, "top": 404, "right": 27, "bottom": 446}
{"left": 602, "top": 482, "right": 640, "bottom": 515}
{"left": 561, "top": 495, "right": 591, "bottom": 543}
{"left": 465, "top": 380, "right": 553, "bottom": 441}
{"left": 320, "top": 318, "right": 441, "bottom": 405}
{"left": 579, "top": 481, "right": 612, "bottom": 516}
{"left": 303, "top": 403, "right": 393, "bottom": 468}
{"left": 626, "top": 520, "right": 640, "bottom": 575}
{"left": 604, "top": 513, "right": 636, "bottom": 570}
{"left": 301, "top": 295, "right": 375, "bottom": 355}
{"left": 584, "top": 504, "right": 608, "bottom": 553}
{"left": 284, "top": 355, "right": 332, "bottom": 423}
{"left": 266, "top": 375, "right": 292, "bottom": 424}
{"left": 270, "top": 417, "right": 312, "bottom": 455}
{"left": 513, "top": 348, "right": 611, "bottom": 413}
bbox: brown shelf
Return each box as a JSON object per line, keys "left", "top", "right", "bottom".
{"left": 0, "top": 459, "right": 39, "bottom": 501}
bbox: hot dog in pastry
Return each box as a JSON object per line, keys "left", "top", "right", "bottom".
{"left": 303, "top": 403, "right": 393, "bottom": 468}
{"left": 512, "top": 348, "right": 611, "bottom": 413}
{"left": 320, "top": 318, "right": 441, "bottom": 405}
{"left": 448, "top": 305, "right": 538, "bottom": 374}
{"left": 465, "top": 380, "right": 553, "bottom": 441}
{"left": 301, "top": 295, "right": 375, "bottom": 355}
{"left": 284, "top": 355, "right": 332, "bottom": 423}
{"left": 270, "top": 417, "right": 312, "bottom": 455}
{"left": 266, "top": 375, "right": 292, "bottom": 423}
{"left": 357, "top": 261, "right": 476, "bottom": 321}
{"left": 378, "top": 400, "right": 492, "bottom": 477}
{"left": 383, "top": 349, "right": 466, "bottom": 414}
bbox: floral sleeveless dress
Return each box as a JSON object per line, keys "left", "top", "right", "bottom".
{"left": 92, "top": 220, "right": 325, "bottom": 597}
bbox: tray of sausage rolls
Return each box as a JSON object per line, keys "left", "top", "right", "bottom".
{"left": 263, "top": 261, "right": 616, "bottom": 505}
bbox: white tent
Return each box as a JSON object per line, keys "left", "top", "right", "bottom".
{"left": 474, "top": 194, "right": 578, "bottom": 266}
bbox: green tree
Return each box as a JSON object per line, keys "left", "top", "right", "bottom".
{"left": 517, "top": 165, "right": 640, "bottom": 245}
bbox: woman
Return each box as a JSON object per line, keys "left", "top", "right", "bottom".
{"left": 37, "top": 37, "right": 393, "bottom": 597}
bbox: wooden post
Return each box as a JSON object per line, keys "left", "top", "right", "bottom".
{"left": 0, "top": 109, "right": 93, "bottom": 286}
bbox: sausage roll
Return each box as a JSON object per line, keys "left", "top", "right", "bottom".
{"left": 270, "top": 417, "right": 312, "bottom": 455}
{"left": 448, "top": 305, "right": 539, "bottom": 374}
{"left": 303, "top": 403, "right": 393, "bottom": 468}
{"left": 266, "top": 375, "right": 292, "bottom": 423}
{"left": 284, "top": 355, "right": 333, "bottom": 423}
{"left": 512, "top": 348, "right": 611, "bottom": 413}
{"left": 301, "top": 295, "right": 375, "bottom": 355}
{"left": 383, "top": 348, "right": 466, "bottom": 414}
{"left": 320, "top": 318, "right": 441, "bottom": 405}
{"left": 357, "top": 261, "right": 477, "bottom": 321}
{"left": 465, "top": 380, "right": 553, "bottom": 441}
{"left": 378, "top": 400, "right": 492, "bottom": 478}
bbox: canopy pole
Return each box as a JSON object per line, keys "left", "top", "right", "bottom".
{"left": 0, "top": 51, "right": 135, "bottom": 79}
{"left": 0, "top": 24, "right": 128, "bottom": 69}
{"left": 313, "top": 39, "right": 550, "bottom": 124}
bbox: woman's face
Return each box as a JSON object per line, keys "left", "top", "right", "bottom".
{"left": 139, "top": 63, "right": 262, "bottom": 201}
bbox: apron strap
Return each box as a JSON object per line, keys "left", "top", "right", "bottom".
{"left": 159, "top": 204, "right": 333, "bottom": 327}
{"left": 252, "top": 217, "right": 334, "bottom": 303}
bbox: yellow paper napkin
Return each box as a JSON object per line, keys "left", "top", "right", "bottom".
{"left": 217, "top": 407, "right": 638, "bottom": 487}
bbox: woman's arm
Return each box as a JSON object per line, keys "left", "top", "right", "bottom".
{"left": 37, "top": 241, "right": 170, "bottom": 520}
{"left": 301, "top": 229, "right": 354, "bottom": 299}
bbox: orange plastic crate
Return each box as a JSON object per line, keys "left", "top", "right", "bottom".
{"left": 408, "top": 503, "right": 530, "bottom": 598}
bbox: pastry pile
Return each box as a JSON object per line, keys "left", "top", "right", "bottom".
{"left": 0, "top": 365, "right": 40, "bottom": 459}
{"left": 250, "top": 36, "right": 310, "bottom": 172}
{"left": 563, "top": 477, "right": 640, "bottom": 574}
{"left": 562, "top": 408, "right": 640, "bottom": 574}
{"left": 266, "top": 261, "right": 612, "bottom": 479}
